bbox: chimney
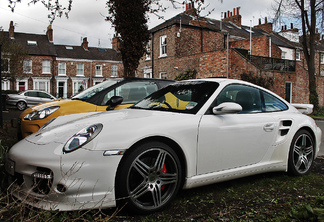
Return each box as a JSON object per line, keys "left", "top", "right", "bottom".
{"left": 82, "top": 37, "right": 89, "bottom": 51}
{"left": 9, "top": 21, "right": 14, "bottom": 39}
{"left": 112, "top": 35, "right": 120, "bottom": 52}
{"left": 184, "top": 2, "right": 196, "bottom": 16}
{"left": 46, "top": 25, "right": 53, "bottom": 43}
{"left": 254, "top": 17, "right": 273, "bottom": 33}
{"left": 222, "top": 7, "right": 242, "bottom": 27}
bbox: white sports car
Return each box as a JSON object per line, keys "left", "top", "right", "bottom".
{"left": 6, "top": 78, "right": 322, "bottom": 214}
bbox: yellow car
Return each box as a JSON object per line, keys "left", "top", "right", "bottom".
{"left": 18, "top": 78, "right": 174, "bottom": 138}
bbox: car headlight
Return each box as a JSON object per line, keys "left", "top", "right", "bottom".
{"left": 24, "top": 106, "right": 59, "bottom": 120}
{"left": 63, "top": 124, "right": 103, "bottom": 153}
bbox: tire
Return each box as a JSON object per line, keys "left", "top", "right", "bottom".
{"left": 115, "top": 141, "right": 182, "bottom": 214}
{"left": 288, "top": 130, "right": 314, "bottom": 176}
{"left": 16, "top": 101, "right": 27, "bottom": 111}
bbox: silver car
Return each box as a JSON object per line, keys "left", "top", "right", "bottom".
{"left": 6, "top": 90, "right": 56, "bottom": 111}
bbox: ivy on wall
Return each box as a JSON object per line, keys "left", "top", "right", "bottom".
{"left": 240, "top": 72, "right": 274, "bottom": 90}
{"left": 174, "top": 69, "right": 197, "bottom": 81}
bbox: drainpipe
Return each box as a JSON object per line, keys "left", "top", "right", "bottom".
{"left": 90, "top": 61, "right": 92, "bottom": 87}
{"left": 269, "top": 36, "right": 271, "bottom": 57}
{"left": 151, "top": 32, "right": 154, "bottom": 78}
{"left": 227, "top": 33, "right": 229, "bottom": 78}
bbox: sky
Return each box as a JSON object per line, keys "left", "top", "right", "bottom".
{"left": 0, "top": 0, "right": 276, "bottom": 48}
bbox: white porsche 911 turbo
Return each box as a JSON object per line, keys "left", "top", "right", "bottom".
{"left": 6, "top": 78, "right": 321, "bottom": 214}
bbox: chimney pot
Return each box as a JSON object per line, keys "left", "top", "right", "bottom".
{"left": 236, "top": 7, "right": 240, "bottom": 15}
{"left": 82, "top": 37, "right": 89, "bottom": 51}
{"left": 46, "top": 25, "right": 53, "bottom": 42}
{"left": 259, "top": 18, "right": 261, "bottom": 25}
{"left": 9, "top": 21, "right": 14, "bottom": 39}
{"left": 291, "top": 23, "right": 293, "bottom": 29}
{"left": 233, "top": 8, "right": 236, "bottom": 16}
{"left": 265, "top": 17, "right": 267, "bottom": 24}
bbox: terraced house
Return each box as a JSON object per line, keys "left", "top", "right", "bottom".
{"left": 138, "top": 4, "right": 324, "bottom": 106}
{"left": 1, "top": 21, "right": 122, "bottom": 98}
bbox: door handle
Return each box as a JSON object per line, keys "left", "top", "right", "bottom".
{"left": 263, "top": 123, "right": 275, "bottom": 132}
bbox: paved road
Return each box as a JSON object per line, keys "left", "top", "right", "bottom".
{"left": 1, "top": 108, "right": 324, "bottom": 156}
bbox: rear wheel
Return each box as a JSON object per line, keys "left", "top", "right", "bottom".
{"left": 116, "top": 141, "right": 182, "bottom": 214}
{"left": 16, "top": 101, "right": 27, "bottom": 111}
{"left": 288, "top": 130, "right": 314, "bottom": 176}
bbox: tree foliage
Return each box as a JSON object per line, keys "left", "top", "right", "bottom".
{"left": 106, "top": 0, "right": 151, "bottom": 78}
{"left": 274, "top": 0, "right": 324, "bottom": 109}
{"left": 240, "top": 72, "right": 274, "bottom": 90}
{"left": 0, "top": 31, "right": 28, "bottom": 80}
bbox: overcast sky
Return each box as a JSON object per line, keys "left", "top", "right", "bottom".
{"left": 0, "top": 0, "right": 276, "bottom": 48}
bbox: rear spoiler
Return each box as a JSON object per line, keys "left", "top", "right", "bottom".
{"left": 291, "top": 103, "right": 314, "bottom": 114}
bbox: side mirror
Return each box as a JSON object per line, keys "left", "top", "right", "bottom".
{"left": 212, "top": 102, "right": 242, "bottom": 115}
{"left": 106, "top": 96, "right": 123, "bottom": 111}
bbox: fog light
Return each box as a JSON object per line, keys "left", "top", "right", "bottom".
{"left": 56, "top": 184, "right": 67, "bottom": 193}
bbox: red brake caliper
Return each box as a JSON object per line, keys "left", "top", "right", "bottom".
{"left": 161, "top": 164, "right": 167, "bottom": 191}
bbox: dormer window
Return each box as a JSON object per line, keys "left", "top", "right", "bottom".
{"left": 27, "top": 40, "right": 37, "bottom": 46}
{"left": 65, "top": 46, "right": 73, "bottom": 50}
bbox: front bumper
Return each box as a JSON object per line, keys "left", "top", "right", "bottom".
{"left": 6, "top": 139, "right": 122, "bottom": 211}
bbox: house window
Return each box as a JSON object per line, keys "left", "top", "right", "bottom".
{"left": 160, "top": 72, "right": 167, "bottom": 79}
{"left": 2, "top": 80, "right": 10, "bottom": 90}
{"left": 33, "top": 78, "right": 50, "bottom": 92}
{"left": 58, "top": 62, "right": 66, "bottom": 76}
{"left": 146, "top": 40, "right": 151, "bottom": 60}
{"left": 42, "top": 60, "right": 51, "bottom": 74}
{"left": 23, "top": 59, "right": 32, "bottom": 73}
{"left": 77, "top": 63, "right": 84, "bottom": 76}
{"left": 295, "top": 49, "right": 301, "bottom": 61}
{"left": 73, "top": 80, "right": 87, "bottom": 95}
{"left": 144, "top": 67, "right": 152, "bottom": 78}
{"left": 111, "top": 65, "right": 118, "bottom": 77}
{"left": 96, "top": 65, "right": 102, "bottom": 77}
{"left": 282, "top": 51, "right": 287, "bottom": 59}
{"left": 321, "top": 54, "right": 324, "bottom": 64}
{"left": 160, "top": 35, "right": 167, "bottom": 57}
{"left": 27, "top": 40, "right": 37, "bottom": 46}
{"left": 1, "top": 58, "right": 9, "bottom": 73}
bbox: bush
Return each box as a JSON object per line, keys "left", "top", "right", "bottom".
{"left": 174, "top": 69, "right": 197, "bottom": 81}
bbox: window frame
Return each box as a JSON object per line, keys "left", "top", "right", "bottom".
{"left": 23, "top": 59, "right": 32, "bottom": 74}
{"left": 77, "top": 63, "right": 84, "bottom": 76}
{"left": 58, "top": 62, "right": 66, "bottom": 76}
{"left": 159, "top": 35, "right": 167, "bottom": 57}
{"left": 42, "top": 60, "right": 51, "bottom": 74}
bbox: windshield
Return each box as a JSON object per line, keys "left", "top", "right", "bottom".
{"left": 72, "top": 79, "right": 120, "bottom": 100}
{"left": 131, "top": 81, "right": 219, "bottom": 114}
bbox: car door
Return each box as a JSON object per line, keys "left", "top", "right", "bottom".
{"left": 197, "top": 84, "right": 278, "bottom": 175}
{"left": 24, "top": 91, "right": 40, "bottom": 106}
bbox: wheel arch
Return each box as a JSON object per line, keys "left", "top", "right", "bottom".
{"left": 297, "top": 126, "right": 317, "bottom": 147}
{"left": 116, "top": 136, "right": 187, "bottom": 186}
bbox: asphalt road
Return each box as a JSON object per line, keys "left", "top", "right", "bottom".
{"left": 1, "top": 108, "right": 324, "bottom": 156}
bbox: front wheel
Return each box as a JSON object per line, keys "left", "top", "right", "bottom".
{"left": 16, "top": 101, "right": 27, "bottom": 111}
{"left": 115, "top": 141, "right": 182, "bottom": 214}
{"left": 288, "top": 130, "right": 314, "bottom": 176}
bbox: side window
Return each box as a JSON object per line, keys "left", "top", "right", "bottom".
{"left": 216, "top": 84, "right": 262, "bottom": 113}
{"left": 38, "top": 92, "right": 51, "bottom": 99}
{"left": 263, "top": 91, "right": 288, "bottom": 112}
{"left": 102, "top": 82, "right": 158, "bottom": 105}
{"left": 25, "top": 91, "right": 38, "bottom": 97}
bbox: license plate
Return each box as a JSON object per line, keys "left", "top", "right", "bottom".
{"left": 5, "top": 158, "right": 15, "bottom": 176}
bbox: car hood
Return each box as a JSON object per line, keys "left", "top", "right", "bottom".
{"left": 28, "top": 99, "right": 72, "bottom": 111}
{"left": 24, "top": 109, "right": 196, "bottom": 147}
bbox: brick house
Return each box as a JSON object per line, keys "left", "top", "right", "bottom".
{"left": 1, "top": 21, "right": 122, "bottom": 98}
{"left": 138, "top": 4, "right": 324, "bottom": 106}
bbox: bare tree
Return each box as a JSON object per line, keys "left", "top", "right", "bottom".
{"left": 274, "top": 0, "right": 324, "bottom": 110}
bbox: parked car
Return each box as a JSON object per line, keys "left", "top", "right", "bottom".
{"left": 6, "top": 78, "right": 321, "bottom": 214}
{"left": 6, "top": 90, "right": 56, "bottom": 111}
{"left": 18, "top": 78, "right": 174, "bottom": 138}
